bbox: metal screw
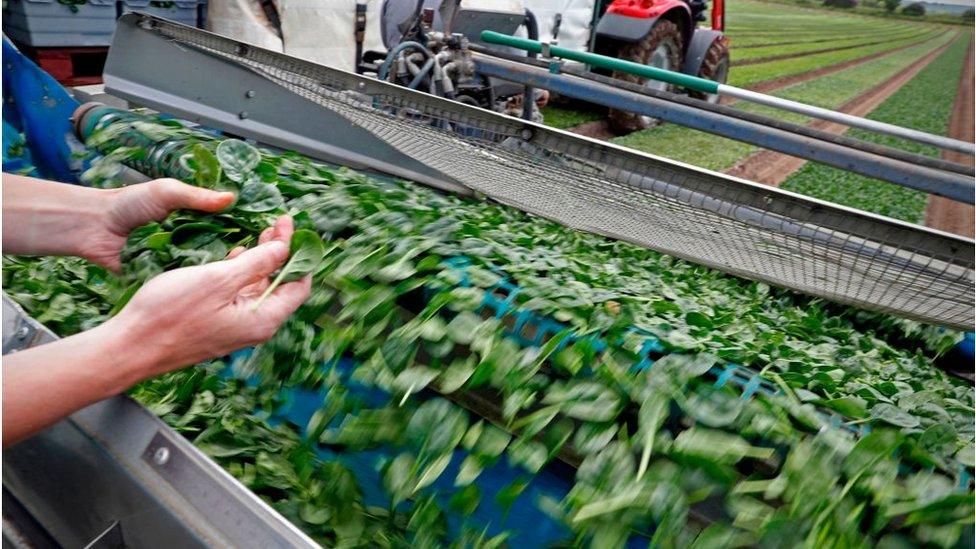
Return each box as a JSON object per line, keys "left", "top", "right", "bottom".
{"left": 521, "top": 128, "right": 533, "bottom": 140}
{"left": 356, "top": 81, "right": 366, "bottom": 91}
{"left": 238, "top": 111, "right": 249, "bottom": 120}
{"left": 153, "top": 447, "right": 170, "bottom": 466}
{"left": 15, "top": 326, "right": 29, "bottom": 340}
{"left": 245, "top": 90, "right": 256, "bottom": 98}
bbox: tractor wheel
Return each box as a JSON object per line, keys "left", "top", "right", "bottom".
{"left": 690, "top": 37, "right": 730, "bottom": 104}
{"left": 607, "top": 19, "right": 684, "bottom": 135}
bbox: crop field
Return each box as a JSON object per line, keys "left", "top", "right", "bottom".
{"left": 612, "top": 32, "right": 958, "bottom": 170}
{"left": 541, "top": 0, "right": 971, "bottom": 235}
{"left": 780, "top": 36, "right": 970, "bottom": 222}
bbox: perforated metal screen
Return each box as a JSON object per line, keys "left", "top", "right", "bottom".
{"left": 129, "top": 18, "right": 975, "bottom": 330}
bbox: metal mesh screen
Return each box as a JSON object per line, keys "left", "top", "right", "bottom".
{"left": 150, "top": 20, "right": 974, "bottom": 330}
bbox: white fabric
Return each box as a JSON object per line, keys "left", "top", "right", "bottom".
{"left": 522, "top": 0, "right": 596, "bottom": 53}
{"left": 278, "top": 0, "right": 386, "bottom": 72}
{"left": 206, "top": 0, "right": 284, "bottom": 52}
{"left": 205, "top": 0, "right": 598, "bottom": 72}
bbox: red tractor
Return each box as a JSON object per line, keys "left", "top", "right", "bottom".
{"left": 589, "top": 0, "right": 731, "bottom": 132}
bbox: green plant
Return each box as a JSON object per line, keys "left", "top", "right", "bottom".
{"left": 254, "top": 229, "right": 325, "bottom": 307}
{"left": 5, "top": 111, "right": 972, "bottom": 547}
{"left": 56, "top": 0, "right": 87, "bottom": 13}
{"left": 781, "top": 35, "right": 968, "bottom": 222}
{"left": 902, "top": 2, "right": 925, "bottom": 16}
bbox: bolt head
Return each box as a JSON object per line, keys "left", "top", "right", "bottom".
{"left": 153, "top": 447, "right": 170, "bottom": 466}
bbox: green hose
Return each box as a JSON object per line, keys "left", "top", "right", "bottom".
{"left": 480, "top": 30, "right": 720, "bottom": 95}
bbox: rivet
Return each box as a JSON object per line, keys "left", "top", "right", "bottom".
{"left": 15, "top": 326, "right": 29, "bottom": 339}
{"left": 245, "top": 90, "right": 256, "bottom": 98}
{"left": 153, "top": 447, "right": 170, "bottom": 466}
{"left": 238, "top": 111, "right": 249, "bottom": 119}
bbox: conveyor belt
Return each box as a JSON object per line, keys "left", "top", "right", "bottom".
{"left": 101, "top": 14, "right": 974, "bottom": 330}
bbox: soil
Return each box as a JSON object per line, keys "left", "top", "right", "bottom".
{"left": 923, "top": 41, "right": 975, "bottom": 238}
{"left": 567, "top": 119, "right": 618, "bottom": 141}
{"left": 723, "top": 38, "right": 956, "bottom": 186}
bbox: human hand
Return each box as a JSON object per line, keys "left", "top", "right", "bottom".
{"left": 109, "top": 216, "right": 311, "bottom": 377}
{"left": 86, "top": 178, "right": 235, "bottom": 272}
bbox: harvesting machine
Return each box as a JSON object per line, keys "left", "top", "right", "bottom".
{"left": 2, "top": 10, "right": 974, "bottom": 548}
{"left": 359, "top": 0, "right": 729, "bottom": 131}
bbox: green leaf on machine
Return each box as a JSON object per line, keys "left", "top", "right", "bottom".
{"left": 237, "top": 179, "right": 285, "bottom": 213}
{"left": 216, "top": 139, "right": 261, "bottom": 182}
{"left": 253, "top": 229, "right": 325, "bottom": 309}
{"left": 673, "top": 427, "right": 775, "bottom": 464}
{"left": 191, "top": 144, "right": 221, "bottom": 188}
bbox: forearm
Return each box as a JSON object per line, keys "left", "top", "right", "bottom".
{"left": 2, "top": 320, "right": 155, "bottom": 447}
{"left": 1, "top": 173, "right": 111, "bottom": 258}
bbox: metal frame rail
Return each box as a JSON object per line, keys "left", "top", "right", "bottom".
{"left": 468, "top": 43, "right": 974, "bottom": 179}
{"left": 471, "top": 53, "right": 974, "bottom": 203}
{"left": 1, "top": 294, "right": 318, "bottom": 549}
{"left": 479, "top": 30, "right": 976, "bottom": 157}
{"left": 99, "top": 14, "right": 974, "bottom": 330}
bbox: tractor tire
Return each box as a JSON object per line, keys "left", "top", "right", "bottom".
{"left": 690, "top": 37, "right": 731, "bottom": 104}
{"left": 607, "top": 19, "right": 684, "bottom": 135}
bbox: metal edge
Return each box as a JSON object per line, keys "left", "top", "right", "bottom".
{"left": 1, "top": 293, "right": 320, "bottom": 548}
{"left": 126, "top": 13, "right": 976, "bottom": 264}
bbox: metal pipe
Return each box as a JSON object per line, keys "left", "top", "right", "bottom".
{"left": 521, "top": 8, "right": 540, "bottom": 121}
{"left": 719, "top": 85, "right": 975, "bottom": 155}
{"left": 480, "top": 30, "right": 975, "bottom": 156}
{"left": 473, "top": 54, "right": 975, "bottom": 203}
{"left": 470, "top": 43, "right": 973, "bottom": 176}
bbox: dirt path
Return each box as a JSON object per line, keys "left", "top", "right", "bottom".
{"left": 923, "top": 41, "right": 975, "bottom": 238}
{"left": 565, "top": 34, "right": 950, "bottom": 141}
{"left": 723, "top": 37, "right": 956, "bottom": 186}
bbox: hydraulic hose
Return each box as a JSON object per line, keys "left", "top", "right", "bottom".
{"left": 521, "top": 9, "right": 540, "bottom": 121}
{"left": 409, "top": 58, "right": 436, "bottom": 90}
{"left": 378, "top": 41, "right": 434, "bottom": 82}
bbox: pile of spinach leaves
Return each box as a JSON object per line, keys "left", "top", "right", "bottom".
{"left": 4, "top": 114, "right": 972, "bottom": 547}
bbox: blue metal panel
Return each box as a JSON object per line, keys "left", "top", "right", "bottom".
{"left": 2, "top": 38, "right": 82, "bottom": 182}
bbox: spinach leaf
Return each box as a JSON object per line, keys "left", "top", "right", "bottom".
{"left": 191, "top": 144, "right": 221, "bottom": 188}
{"left": 236, "top": 179, "right": 285, "bottom": 213}
{"left": 253, "top": 229, "right": 325, "bottom": 309}
{"left": 216, "top": 139, "right": 261, "bottom": 182}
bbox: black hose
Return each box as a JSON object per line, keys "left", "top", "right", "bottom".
{"left": 522, "top": 9, "right": 540, "bottom": 121}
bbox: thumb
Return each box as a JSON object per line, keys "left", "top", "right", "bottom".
{"left": 154, "top": 178, "right": 235, "bottom": 212}
{"left": 216, "top": 240, "right": 289, "bottom": 290}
